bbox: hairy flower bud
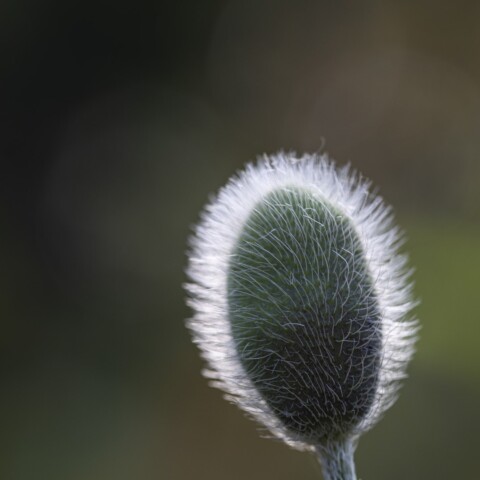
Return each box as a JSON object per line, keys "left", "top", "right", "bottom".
{"left": 185, "top": 153, "right": 417, "bottom": 479}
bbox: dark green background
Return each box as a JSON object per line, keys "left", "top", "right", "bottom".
{"left": 1, "top": 1, "right": 479, "bottom": 479}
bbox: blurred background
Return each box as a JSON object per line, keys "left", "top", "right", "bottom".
{"left": 1, "top": 1, "right": 479, "bottom": 479}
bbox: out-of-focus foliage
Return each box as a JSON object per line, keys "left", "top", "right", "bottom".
{"left": 1, "top": 1, "right": 479, "bottom": 479}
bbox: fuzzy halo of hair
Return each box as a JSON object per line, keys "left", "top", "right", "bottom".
{"left": 185, "top": 152, "right": 418, "bottom": 451}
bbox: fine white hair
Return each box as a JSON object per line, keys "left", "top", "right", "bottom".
{"left": 185, "top": 152, "right": 418, "bottom": 451}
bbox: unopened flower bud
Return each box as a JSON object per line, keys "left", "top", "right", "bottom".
{"left": 186, "top": 153, "right": 418, "bottom": 479}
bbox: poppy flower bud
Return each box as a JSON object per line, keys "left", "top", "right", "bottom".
{"left": 185, "top": 153, "right": 417, "bottom": 479}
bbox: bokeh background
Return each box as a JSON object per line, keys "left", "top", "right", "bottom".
{"left": 1, "top": 1, "right": 479, "bottom": 479}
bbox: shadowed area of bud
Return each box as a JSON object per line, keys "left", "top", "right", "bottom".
{"left": 227, "top": 186, "right": 382, "bottom": 442}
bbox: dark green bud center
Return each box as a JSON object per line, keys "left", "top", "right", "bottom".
{"left": 227, "top": 186, "right": 381, "bottom": 442}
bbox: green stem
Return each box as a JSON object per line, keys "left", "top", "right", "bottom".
{"left": 315, "top": 438, "right": 357, "bottom": 480}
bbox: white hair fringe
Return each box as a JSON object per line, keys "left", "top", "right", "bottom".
{"left": 185, "top": 152, "right": 418, "bottom": 452}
